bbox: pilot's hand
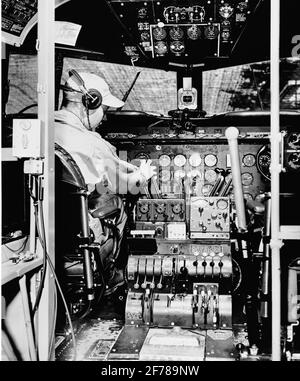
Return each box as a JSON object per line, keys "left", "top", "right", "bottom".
{"left": 139, "top": 159, "right": 157, "bottom": 181}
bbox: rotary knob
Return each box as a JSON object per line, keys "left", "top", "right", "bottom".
{"left": 172, "top": 204, "right": 182, "bottom": 214}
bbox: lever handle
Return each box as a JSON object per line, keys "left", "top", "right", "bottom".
{"left": 225, "top": 127, "right": 247, "bottom": 231}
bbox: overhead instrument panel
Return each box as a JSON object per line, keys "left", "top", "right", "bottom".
{"left": 108, "top": 0, "right": 261, "bottom": 61}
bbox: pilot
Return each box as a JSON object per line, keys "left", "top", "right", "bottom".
{"left": 55, "top": 71, "right": 156, "bottom": 295}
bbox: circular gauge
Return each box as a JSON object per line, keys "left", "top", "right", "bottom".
{"left": 169, "top": 27, "right": 184, "bottom": 41}
{"left": 163, "top": 6, "right": 176, "bottom": 22}
{"left": 192, "top": 5, "right": 206, "bottom": 21}
{"left": 257, "top": 145, "right": 271, "bottom": 180}
{"left": 204, "top": 169, "right": 217, "bottom": 183}
{"left": 288, "top": 133, "right": 300, "bottom": 149}
{"left": 237, "top": 2, "right": 249, "bottom": 12}
{"left": 170, "top": 40, "right": 185, "bottom": 56}
{"left": 153, "top": 26, "right": 167, "bottom": 41}
{"left": 159, "top": 154, "right": 171, "bottom": 167}
{"left": 288, "top": 152, "right": 300, "bottom": 170}
{"left": 135, "top": 152, "right": 150, "bottom": 160}
{"left": 204, "top": 154, "right": 218, "bottom": 167}
{"left": 154, "top": 41, "right": 168, "bottom": 56}
{"left": 187, "top": 25, "right": 201, "bottom": 40}
{"left": 174, "top": 169, "right": 186, "bottom": 182}
{"left": 244, "top": 193, "right": 254, "bottom": 201}
{"left": 174, "top": 154, "right": 187, "bottom": 167}
{"left": 216, "top": 199, "right": 228, "bottom": 210}
{"left": 204, "top": 25, "right": 219, "bottom": 40}
{"left": 159, "top": 169, "right": 171, "bottom": 183}
{"left": 202, "top": 184, "right": 213, "bottom": 196}
{"left": 258, "top": 154, "right": 271, "bottom": 169}
{"left": 242, "top": 154, "right": 256, "bottom": 167}
{"left": 137, "top": 7, "right": 148, "bottom": 19}
{"left": 189, "top": 153, "right": 202, "bottom": 167}
{"left": 241, "top": 172, "right": 254, "bottom": 186}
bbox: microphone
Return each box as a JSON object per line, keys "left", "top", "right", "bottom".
{"left": 225, "top": 127, "right": 247, "bottom": 232}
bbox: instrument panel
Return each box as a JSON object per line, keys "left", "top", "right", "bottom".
{"left": 124, "top": 143, "right": 269, "bottom": 201}
{"left": 109, "top": 0, "right": 261, "bottom": 60}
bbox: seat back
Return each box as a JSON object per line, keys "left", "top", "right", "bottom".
{"left": 55, "top": 143, "right": 86, "bottom": 190}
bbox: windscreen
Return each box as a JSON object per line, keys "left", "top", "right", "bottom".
{"left": 5, "top": 54, "right": 300, "bottom": 117}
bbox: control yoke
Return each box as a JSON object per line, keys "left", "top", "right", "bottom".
{"left": 225, "top": 127, "right": 247, "bottom": 232}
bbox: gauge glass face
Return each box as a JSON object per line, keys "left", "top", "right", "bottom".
{"left": 174, "top": 154, "right": 187, "bottom": 167}
{"left": 159, "top": 154, "right": 171, "bottom": 167}
{"left": 159, "top": 169, "right": 171, "bottom": 183}
{"left": 174, "top": 169, "right": 186, "bottom": 182}
{"left": 288, "top": 133, "right": 300, "bottom": 149}
{"left": 202, "top": 184, "right": 213, "bottom": 196}
{"left": 169, "top": 27, "right": 184, "bottom": 40}
{"left": 135, "top": 152, "right": 150, "bottom": 160}
{"left": 153, "top": 27, "right": 167, "bottom": 40}
{"left": 204, "top": 169, "right": 217, "bottom": 183}
{"left": 244, "top": 193, "right": 253, "bottom": 201}
{"left": 189, "top": 153, "right": 202, "bottom": 167}
{"left": 170, "top": 41, "right": 185, "bottom": 55}
{"left": 243, "top": 154, "right": 256, "bottom": 167}
{"left": 187, "top": 25, "right": 201, "bottom": 40}
{"left": 258, "top": 154, "right": 271, "bottom": 168}
{"left": 216, "top": 199, "right": 228, "bottom": 210}
{"left": 204, "top": 154, "right": 218, "bottom": 167}
{"left": 241, "top": 172, "right": 254, "bottom": 186}
{"left": 288, "top": 153, "right": 300, "bottom": 170}
{"left": 154, "top": 41, "right": 168, "bottom": 56}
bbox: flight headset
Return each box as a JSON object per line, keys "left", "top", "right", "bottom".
{"left": 60, "top": 69, "right": 103, "bottom": 129}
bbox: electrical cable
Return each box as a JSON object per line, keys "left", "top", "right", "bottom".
{"left": 32, "top": 201, "right": 47, "bottom": 316}
{"left": 4, "top": 235, "right": 29, "bottom": 254}
{"left": 26, "top": 174, "right": 76, "bottom": 360}
{"left": 35, "top": 204, "right": 77, "bottom": 361}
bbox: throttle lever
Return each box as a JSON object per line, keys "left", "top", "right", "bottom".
{"left": 209, "top": 168, "right": 229, "bottom": 196}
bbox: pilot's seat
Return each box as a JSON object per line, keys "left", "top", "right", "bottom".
{"left": 55, "top": 143, "right": 120, "bottom": 318}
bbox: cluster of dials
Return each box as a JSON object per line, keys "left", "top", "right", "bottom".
{"left": 286, "top": 132, "right": 300, "bottom": 171}
{"left": 151, "top": 23, "right": 220, "bottom": 57}
{"left": 147, "top": 151, "right": 255, "bottom": 193}
{"left": 136, "top": 199, "right": 185, "bottom": 222}
{"left": 133, "top": 1, "right": 253, "bottom": 57}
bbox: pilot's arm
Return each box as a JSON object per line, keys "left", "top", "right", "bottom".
{"left": 94, "top": 146, "right": 156, "bottom": 194}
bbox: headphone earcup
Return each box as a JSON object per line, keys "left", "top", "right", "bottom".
{"left": 82, "top": 88, "right": 102, "bottom": 110}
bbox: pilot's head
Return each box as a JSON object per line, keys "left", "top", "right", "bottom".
{"left": 61, "top": 72, "right": 124, "bottom": 130}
